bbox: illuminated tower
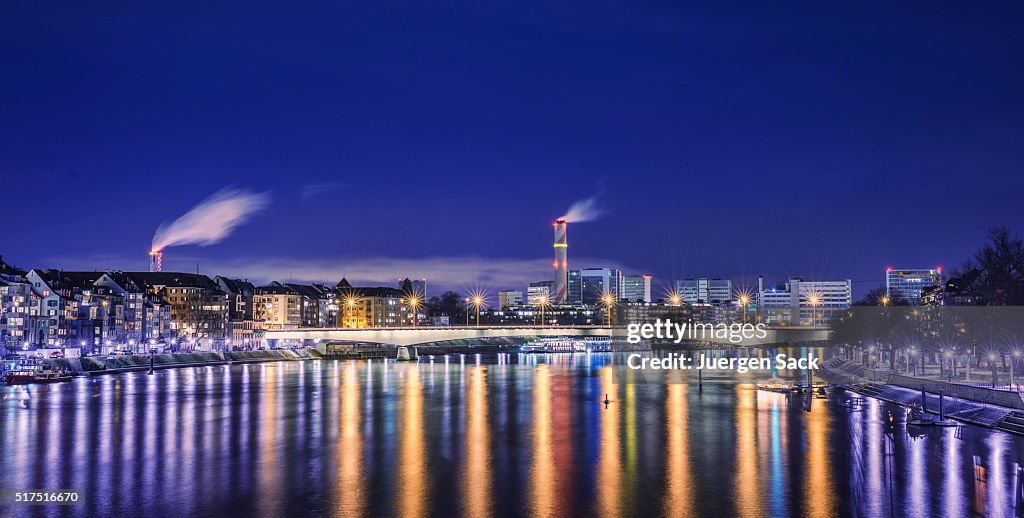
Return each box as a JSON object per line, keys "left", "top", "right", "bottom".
{"left": 149, "top": 250, "right": 163, "bottom": 272}
{"left": 552, "top": 220, "right": 568, "bottom": 304}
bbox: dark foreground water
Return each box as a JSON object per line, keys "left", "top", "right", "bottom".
{"left": 2, "top": 349, "right": 1023, "bottom": 517}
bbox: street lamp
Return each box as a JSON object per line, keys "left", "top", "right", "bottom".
{"left": 738, "top": 294, "right": 750, "bottom": 324}
{"left": 944, "top": 350, "right": 954, "bottom": 381}
{"left": 344, "top": 297, "right": 357, "bottom": 328}
{"left": 472, "top": 296, "right": 484, "bottom": 326}
{"left": 404, "top": 295, "right": 421, "bottom": 327}
{"left": 537, "top": 294, "right": 549, "bottom": 326}
{"left": 808, "top": 295, "right": 821, "bottom": 327}
{"left": 988, "top": 353, "right": 998, "bottom": 388}
{"left": 602, "top": 294, "right": 615, "bottom": 326}
{"left": 1010, "top": 349, "right": 1022, "bottom": 391}
{"left": 667, "top": 290, "right": 682, "bottom": 307}
{"left": 881, "top": 296, "right": 890, "bottom": 307}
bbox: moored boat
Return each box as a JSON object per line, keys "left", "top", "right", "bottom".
{"left": 3, "top": 366, "right": 72, "bottom": 385}
{"left": 756, "top": 377, "right": 798, "bottom": 393}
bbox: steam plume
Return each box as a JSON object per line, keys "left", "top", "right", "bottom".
{"left": 151, "top": 188, "right": 270, "bottom": 252}
{"left": 558, "top": 195, "right": 605, "bottom": 223}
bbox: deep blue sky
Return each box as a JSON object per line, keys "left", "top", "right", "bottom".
{"left": 3, "top": 1, "right": 1023, "bottom": 298}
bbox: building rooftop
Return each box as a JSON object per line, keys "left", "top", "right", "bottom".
{"left": 122, "top": 272, "right": 220, "bottom": 291}
{"left": 216, "top": 276, "right": 256, "bottom": 294}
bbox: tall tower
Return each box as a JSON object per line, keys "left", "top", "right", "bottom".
{"left": 552, "top": 220, "right": 568, "bottom": 303}
{"left": 149, "top": 250, "right": 163, "bottom": 272}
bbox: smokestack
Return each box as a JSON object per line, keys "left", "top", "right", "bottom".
{"left": 552, "top": 220, "right": 568, "bottom": 304}
{"left": 149, "top": 250, "right": 163, "bottom": 273}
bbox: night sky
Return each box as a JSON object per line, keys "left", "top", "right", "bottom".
{"left": 3, "top": 1, "right": 1023, "bottom": 298}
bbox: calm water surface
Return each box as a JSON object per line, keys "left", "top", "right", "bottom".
{"left": 2, "top": 348, "right": 1022, "bottom": 517}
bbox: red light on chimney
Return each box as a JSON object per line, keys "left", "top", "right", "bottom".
{"left": 936, "top": 266, "right": 942, "bottom": 272}
{"left": 886, "top": 266, "right": 892, "bottom": 272}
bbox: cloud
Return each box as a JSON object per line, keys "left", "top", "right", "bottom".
{"left": 301, "top": 181, "right": 347, "bottom": 200}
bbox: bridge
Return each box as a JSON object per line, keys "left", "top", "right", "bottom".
{"left": 262, "top": 325, "right": 830, "bottom": 348}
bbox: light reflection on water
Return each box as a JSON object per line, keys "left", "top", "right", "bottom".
{"left": 1, "top": 348, "right": 1022, "bottom": 517}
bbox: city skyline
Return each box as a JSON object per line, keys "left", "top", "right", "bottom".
{"left": 0, "top": 220, "right": 981, "bottom": 302}
{"left": 4, "top": 2, "right": 1024, "bottom": 298}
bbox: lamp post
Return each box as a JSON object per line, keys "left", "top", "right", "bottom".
{"left": 1011, "top": 350, "right": 1022, "bottom": 391}
{"left": 602, "top": 294, "right": 615, "bottom": 326}
{"left": 808, "top": 295, "right": 820, "bottom": 327}
{"left": 472, "top": 296, "right": 484, "bottom": 326}
{"left": 537, "top": 295, "right": 548, "bottom": 327}
{"left": 404, "top": 295, "right": 421, "bottom": 327}
{"left": 989, "top": 353, "right": 998, "bottom": 388}
{"left": 944, "top": 350, "right": 954, "bottom": 382}
{"left": 738, "top": 294, "right": 750, "bottom": 324}
{"left": 344, "top": 297, "right": 357, "bottom": 328}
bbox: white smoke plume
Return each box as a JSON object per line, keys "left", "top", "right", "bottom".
{"left": 151, "top": 188, "right": 271, "bottom": 252}
{"left": 558, "top": 195, "right": 605, "bottom": 223}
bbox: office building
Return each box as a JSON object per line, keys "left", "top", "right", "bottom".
{"left": 580, "top": 268, "right": 623, "bottom": 305}
{"left": 527, "top": 281, "right": 554, "bottom": 305}
{"left": 676, "top": 278, "right": 732, "bottom": 306}
{"left": 757, "top": 277, "right": 851, "bottom": 326}
{"left": 498, "top": 290, "right": 523, "bottom": 309}
{"left": 567, "top": 269, "right": 583, "bottom": 304}
{"left": 622, "top": 275, "right": 653, "bottom": 302}
{"left": 886, "top": 267, "right": 942, "bottom": 305}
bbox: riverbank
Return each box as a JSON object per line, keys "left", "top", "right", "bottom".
{"left": 46, "top": 349, "right": 320, "bottom": 376}
{"left": 820, "top": 357, "right": 1024, "bottom": 435}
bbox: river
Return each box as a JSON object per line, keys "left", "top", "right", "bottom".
{"left": 1, "top": 348, "right": 1021, "bottom": 517}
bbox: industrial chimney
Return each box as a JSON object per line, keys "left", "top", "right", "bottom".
{"left": 149, "top": 250, "right": 163, "bottom": 272}
{"left": 552, "top": 220, "right": 568, "bottom": 303}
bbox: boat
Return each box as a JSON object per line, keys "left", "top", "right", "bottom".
{"left": 3, "top": 365, "right": 73, "bottom": 385}
{"left": 756, "top": 377, "right": 798, "bottom": 393}
{"left": 520, "top": 337, "right": 612, "bottom": 353}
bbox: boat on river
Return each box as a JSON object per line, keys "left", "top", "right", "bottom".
{"left": 3, "top": 365, "right": 73, "bottom": 385}
{"left": 756, "top": 377, "right": 799, "bottom": 393}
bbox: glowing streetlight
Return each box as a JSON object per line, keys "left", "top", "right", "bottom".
{"left": 404, "top": 295, "right": 421, "bottom": 327}
{"left": 1010, "top": 348, "right": 1023, "bottom": 391}
{"left": 667, "top": 290, "right": 682, "bottom": 306}
{"left": 807, "top": 294, "right": 821, "bottom": 327}
{"left": 988, "top": 352, "right": 999, "bottom": 388}
{"left": 881, "top": 296, "right": 890, "bottom": 307}
{"left": 344, "top": 297, "right": 358, "bottom": 328}
{"left": 536, "top": 294, "right": 549, "bottom": 326}
{"left": 472, "top": 295, "right": 484, "bottom": 326}
{"left": 907, "top": 346, "right": 919, "bottom": 375}
{"left": 602, "top": 294, "right": 615, "bottom": 326}
{"left": 737, "top": 293, "right": 751, "bottom": 324}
